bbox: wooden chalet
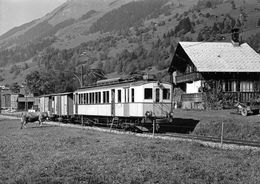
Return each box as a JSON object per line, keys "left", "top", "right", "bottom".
{"left": 168, "top": 32, "right": 260, "bottom": 109}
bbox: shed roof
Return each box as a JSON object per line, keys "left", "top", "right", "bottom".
{"left": 176, "top": 42, "right": 260, "bottom": 72}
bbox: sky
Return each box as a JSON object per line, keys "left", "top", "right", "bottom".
{"left": 0, "top": 0, "right": 67, "bottom": 35}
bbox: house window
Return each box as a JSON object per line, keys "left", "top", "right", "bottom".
{"left": 240, "top": 81, "right": 253, "bottom": 92}
{"left": 222, "top": 81, "right": 238, "bottom": 92}
{"left": 144, "top": 88, "right": 153, "bottom": 99}
{"left": 163, "top": 89, "right": 170, "bottom": 100}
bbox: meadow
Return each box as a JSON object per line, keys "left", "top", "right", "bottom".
{"left": 0, "top": 118, "right": 259, "bottom": 184}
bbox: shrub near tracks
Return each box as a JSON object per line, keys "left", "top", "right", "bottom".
{"left": 0, "top": 119, "right": 260, "bottom": 184}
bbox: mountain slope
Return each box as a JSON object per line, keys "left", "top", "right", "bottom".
{"left": 0, "top": 0, "right": 260, "bottom": 88}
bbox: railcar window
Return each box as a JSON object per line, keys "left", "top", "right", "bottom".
{"left": 107, "top": 91, "right": 110, "bottom": 103}
{"left": 144, "top": 88, "right": 153, "bottom": 99}
{"left": 103, "top": 91, "right": 106, "bottom": 103}
{"left": 118, "top": 90, "right": 121, "bottom": 103}
{"left": 98, "top": 92, "right": 101, "bottom": 103}
{"left": 131, "top": 88, "right": 135, "bottom": 102}
{"left": 163, "top": 89, "right": 170, "bottom": 100}
{"left": 95, "top": 92, "right": 98, "bottom": 104}
{"left": 86, "top": 93, "right": 89, "bottom": 104}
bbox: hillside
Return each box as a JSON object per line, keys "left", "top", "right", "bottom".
{"left": 0, "top": 0, "right": 260, "bottom": 94}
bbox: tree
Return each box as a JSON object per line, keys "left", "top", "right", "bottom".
{"left": 25, "top": 71, "right": 44, "bottom": 95}
{"left": 197, "top": 32, "right": 204, "bottom": 41}
{"left": 206, "top": 1, "right": 212, "bottom": 8}
{"left": 10, "top": 82, "right": 20, "bottom": 94}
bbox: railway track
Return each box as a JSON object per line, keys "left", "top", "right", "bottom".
{"left": 164, "top": 133, "right": 260, "bottom": 148}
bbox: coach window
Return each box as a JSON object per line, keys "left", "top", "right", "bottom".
{"left": 85, "top": 93, "right": 87, "bottom": 104}
{"left": 144, "top": 88, "right": 153, "bottom": 99}
{"left": 118, "top": 89, "right": 122, "bottom": 103}
{"left": 131, "top": 88, "right": 135, "bottom": 102}
{"left": 103, "top": 91, "right": 106, "bottom": 103}
{"left": 89, "top": 93, "right": 92, "bottom": 104}
{"left": 163, "top": 89, "right": 170, "bottom": 100}
{"left": 95, "top": 92, "right": 98, "bottom": 104}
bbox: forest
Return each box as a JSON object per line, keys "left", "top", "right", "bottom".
{"left": 0, "top": 0, "right": 259, "bottom": 95}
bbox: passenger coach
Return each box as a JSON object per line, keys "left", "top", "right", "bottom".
{"left": 73, "top": 77, "right": 172, "bottom": 122}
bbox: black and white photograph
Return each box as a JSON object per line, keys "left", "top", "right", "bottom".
{"left": 0, "top": 0, "right": 260, "bottom": 183}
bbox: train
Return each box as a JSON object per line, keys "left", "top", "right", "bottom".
{"left": 39, "top": 75, "right": 174, "bottom": 132}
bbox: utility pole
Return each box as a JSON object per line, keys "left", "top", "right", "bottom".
{"left": 0, "top": 87, "right": 1, "bottom": 114}
{"left": 81, "top": 65, "right": 83, "bottom": 87}
{"left": 221, "top": 122, "right": 224, "bottom": 147}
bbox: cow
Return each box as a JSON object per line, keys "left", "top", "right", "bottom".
{"left": 20, "top": 111, "right": 49, "bottom": 129}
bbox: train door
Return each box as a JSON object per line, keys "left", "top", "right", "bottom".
{"left": 155, "top": 88, "right": 160, "bottom": 103}
{"left": 124, "top": 88, "right": 129, "bottom": 117}
{"left": 111, "top": 89, "right": 115, "bottom": 117}
{"left": 154, "top": 88, "right": 163, "bottom": 117}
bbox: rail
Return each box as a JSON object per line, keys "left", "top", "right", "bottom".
{"left": 164, "top": 133, "right": 260, "bottom": 148}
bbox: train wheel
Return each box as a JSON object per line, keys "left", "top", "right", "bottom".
{"left": 241, "top": 108, "right": 248, "bottom": 116}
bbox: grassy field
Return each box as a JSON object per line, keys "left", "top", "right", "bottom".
{"left": 172, "top": 109, "right": 260, "bottom": 141}
{"left": 0, "top": 118, "right": 260, "bottom": 184}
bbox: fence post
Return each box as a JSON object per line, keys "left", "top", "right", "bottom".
{"left": 81, "top": 115, "right": 83, "bottom": 126}
{"left": 221, "top": 122, "right": 224, "bottom": 147}
{"left": 153, "top": 118, "right": 155, "bottom": 137}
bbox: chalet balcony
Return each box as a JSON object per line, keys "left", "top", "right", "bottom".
{"left": 175, "top": 72, "right": 202, "bottom": 84}
{"left": 181, "top": 93, "right": 203, "bottom": 102}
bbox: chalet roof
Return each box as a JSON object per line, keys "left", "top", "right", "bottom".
{"left": 178, "top": 42, "right": 260, "bottom": 72}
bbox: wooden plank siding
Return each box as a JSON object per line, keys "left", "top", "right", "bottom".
{"left": 181, "top": 92, "right": 260, "bottom": 103}
{"left": 181, "top": 93, "right": 203, "bottom": 102}
{"left": 224, "top": 92, "right": 260, "bottom": 103}
{"left": 175, "top": 72, "right": 202, "bottom": 83}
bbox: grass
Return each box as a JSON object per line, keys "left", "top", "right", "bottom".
{"left": 0, "top": 118, "right": 260, "bottom": 184}
{"left": 172, "top": 109, "right": 260, "bottom": 141}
